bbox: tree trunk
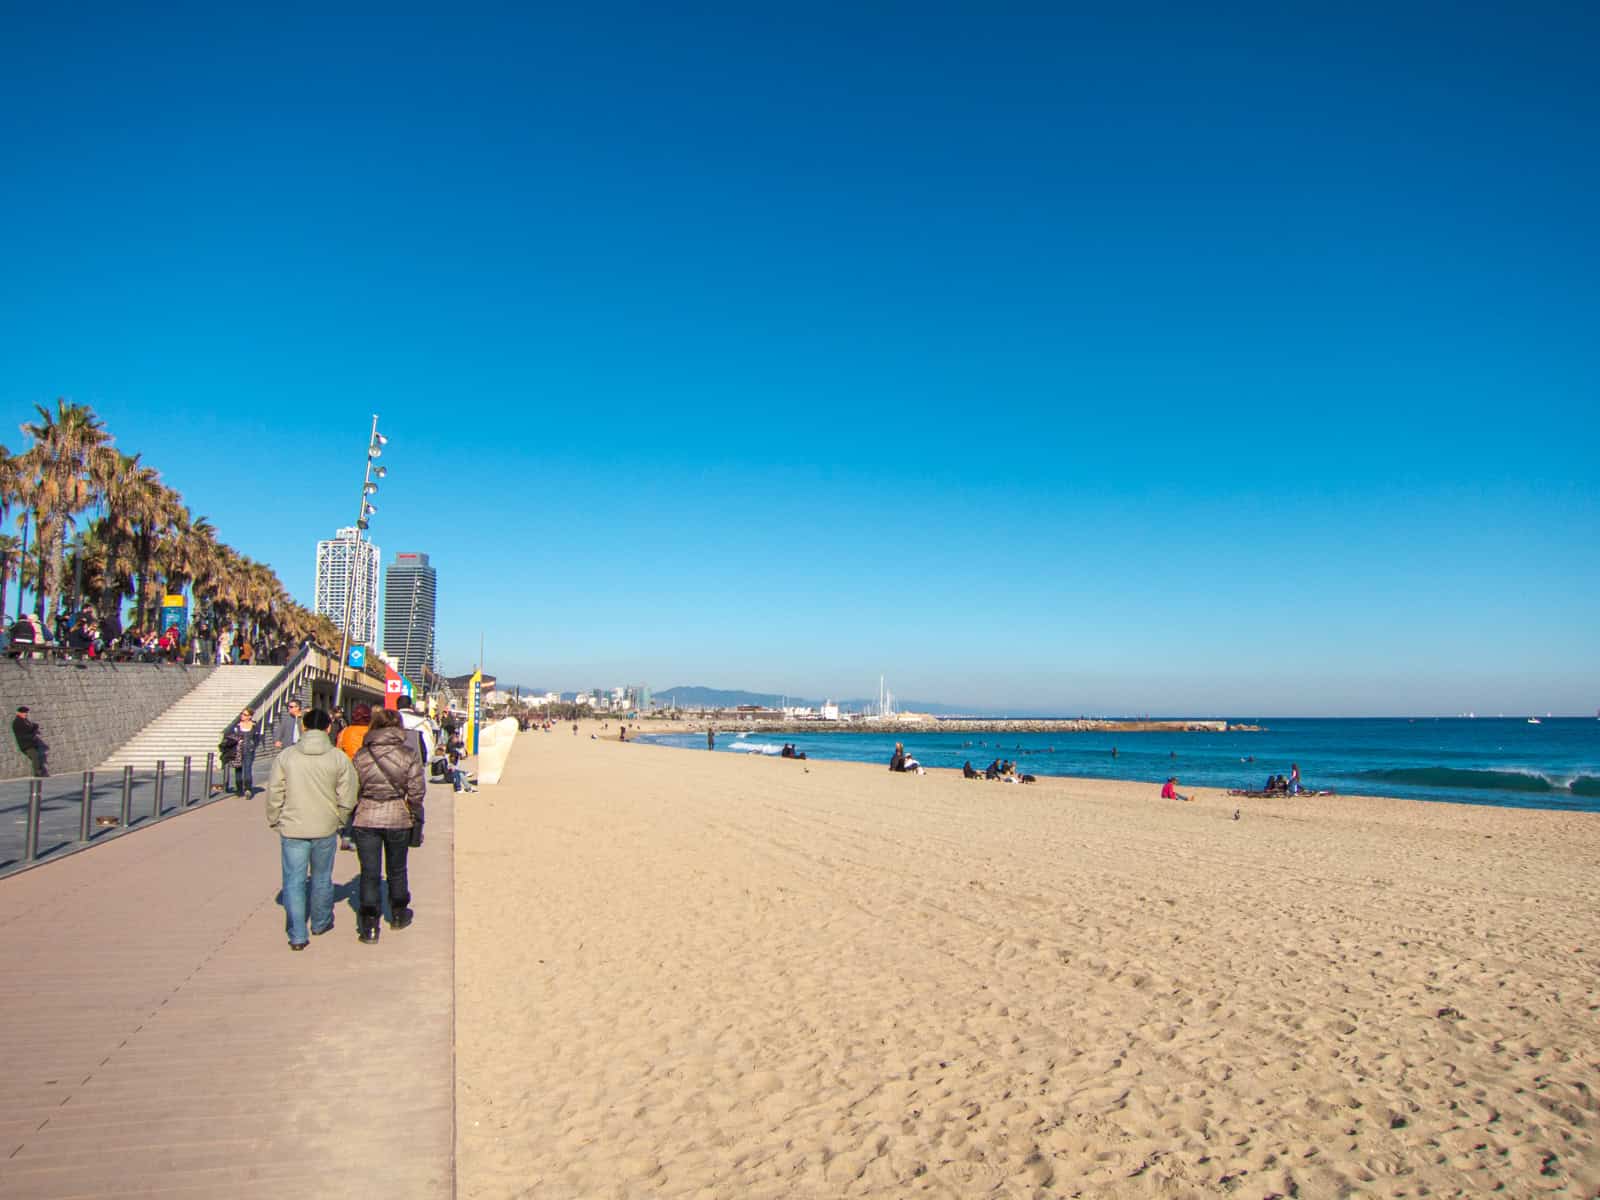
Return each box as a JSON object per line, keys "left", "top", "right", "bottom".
{"left": 135, "top": 527, "right": 151, "bottom": 631}
{"left": 98, "top": 577, "right": 125, "bottom": 639}
{"left": 34, "top": 518, "right": 47, "bottom": 622}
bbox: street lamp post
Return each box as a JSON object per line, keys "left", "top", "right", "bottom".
{"left": 333, "top": 416, "right": 388, "bottom": 710}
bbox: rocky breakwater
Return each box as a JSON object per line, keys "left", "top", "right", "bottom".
{"left": 914, "top": 717, "right": 1234, "bottom": 734}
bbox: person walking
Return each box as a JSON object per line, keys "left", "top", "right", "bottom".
{"left": 350, "top": 708, "right": 425, "bottom": 943}
{"left": 216, "top": 625, "right": 234, "bottom": 666}
{"left": 265, "top": 708, "right": 358, "bottom": 951}
{"left": 11, "top": 706, "right": 47, "bottom": 777}
{"left": 335, "top": 703, "right": 373, "bottom": 851}
{"left": 273, "top": 697, "right": 304, "bottom": 752}
{"left": 337, "top": 703, "right": 373, "bottom": 759}
{"left": 226, "top": 707, "right": 262, "bottom": 796}
{"left": 395, "top": 695, "right": 437, "bottom": 763}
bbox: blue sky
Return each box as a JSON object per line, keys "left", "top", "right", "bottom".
{"left": 2, "top": 2, "right": 1596, "bottom": 715}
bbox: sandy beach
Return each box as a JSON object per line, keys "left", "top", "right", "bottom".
{"left": 456, "top": 723, "right": 1599, "bottom": 1198}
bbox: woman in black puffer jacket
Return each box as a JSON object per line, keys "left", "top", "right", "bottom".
{"left": 350, "top": 708, "right": 427, "bottom": 944}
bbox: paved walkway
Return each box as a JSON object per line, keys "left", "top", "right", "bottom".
{"left": 1, "top": 768, "right": 228, "bottom": 877}
{"left": 0, "top": 782, "right": 455, "bottom": 1198}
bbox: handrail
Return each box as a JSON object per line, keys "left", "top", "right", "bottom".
{"left": 231, "top": 642, "right": 390, "bottom": 755}
{"left": 243, "top": 643, "right": 320, "bottom": 740}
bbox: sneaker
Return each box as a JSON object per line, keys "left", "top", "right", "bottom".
{"left": 289, "top": 942, "right": 308, "bottom": 952}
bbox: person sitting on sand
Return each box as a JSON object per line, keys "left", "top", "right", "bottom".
{"left": 1161, "top": 776, "right": 1192, "bottom": 802}
{"left": 888, "top": 743, "right": 924, "bottom": 775}
{"left": 963, "top": 761, "right": 979, "bottom": 779}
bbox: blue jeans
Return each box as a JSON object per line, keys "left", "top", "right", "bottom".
{"left": 279, "top": 834, "right": 337, "bottom": 944}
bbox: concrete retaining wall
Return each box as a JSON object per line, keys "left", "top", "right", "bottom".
{"left": 0, "top": 660, "right": 216, "bottom": 778}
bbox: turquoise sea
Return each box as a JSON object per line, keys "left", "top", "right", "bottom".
{"left": 641, "top": 717, "right": 1600, "bottom": 813}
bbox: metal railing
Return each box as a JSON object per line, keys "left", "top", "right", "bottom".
{"left": 1, "top": 753, "right": 239, "bottom": 878}
{"left": 238, "top": 642, "right": 390, "bottom": 751}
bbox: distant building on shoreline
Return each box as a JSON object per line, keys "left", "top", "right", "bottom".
{"left": 314, "top": 526, "right": 380, "bottom": 648}
{"left": 383, "top": 551, "right": 437, "bottom": 686}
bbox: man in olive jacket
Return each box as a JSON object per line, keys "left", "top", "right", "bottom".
{"left": 266, "top": 707, "right": 359, "bottom": 950}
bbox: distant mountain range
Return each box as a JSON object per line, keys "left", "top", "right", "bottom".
{"left": 653, "top": 685, "right": 981, "bottom": 716}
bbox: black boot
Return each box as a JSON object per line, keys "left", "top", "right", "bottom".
{"left": 358, "top": 909, "right": 381, "bottom": 944}
{"left": 388, "top": 907, "right": 414, "bottom": 931}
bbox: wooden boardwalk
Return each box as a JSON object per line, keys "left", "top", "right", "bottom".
{"left": 0, "top": 785, "right": 455, "bottom": 1198}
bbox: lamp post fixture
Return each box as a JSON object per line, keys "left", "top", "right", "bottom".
{"left": 334, "top": 416, "right": 388, "bottom": 710}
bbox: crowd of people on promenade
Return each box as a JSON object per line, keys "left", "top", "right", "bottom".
{"left": 266, "top": 697, "right": 443, "bottom": 949}
{"left": 5, "top": 605, "right": 297, "bottom": 666}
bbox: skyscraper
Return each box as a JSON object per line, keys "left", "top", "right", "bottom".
{"left": 383, "top": 551, "right": 436, "bottom": 686}
{"left": 313, "top": 526, "right": 381, "bottom": 648}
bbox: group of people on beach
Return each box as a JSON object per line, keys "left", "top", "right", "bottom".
{"left": 962, "top": 759, "right": 1035, "bottom": 783}
{"left": 888, "top": 742, "right": 925, "bottom": 775}
{"left": 1225, "top": 764, "right": 1304, "bottom": 797}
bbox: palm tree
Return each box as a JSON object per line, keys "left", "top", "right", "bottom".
{"left": 87, "top": 451, "right": 150, "bottom": 635}
{"left": 11, "top": 399, "right": 321, "bottom": 654}
{"left": 0, "top": 445, "right": 19, "bottom": 620}
{"left": 128, "top": 472, "right": 181, "bottom": 630}
{"left": 19, "top": 400, "right": 109, "bottom": 621}
{"left": 0, "top": 532, "right": 19, "bottom": 624}
{"left": 0, "top": 443, "right": 17, "bottom": 526}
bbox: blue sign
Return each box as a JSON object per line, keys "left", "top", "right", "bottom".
{"left": 348, "top": 645, "right": 366, "bottom": 668}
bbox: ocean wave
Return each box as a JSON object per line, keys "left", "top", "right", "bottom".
{"left": 727, "top": 741, "right": 786, "bottom": 756}
{"left": 1359, "top": 766, "right": 1600, "bottom": 795}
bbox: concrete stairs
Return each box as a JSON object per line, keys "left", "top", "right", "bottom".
{"left": 100, "top": 666, "right": 283, "bottom": 771}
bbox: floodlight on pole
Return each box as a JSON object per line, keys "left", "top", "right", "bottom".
{"left": 335, "top": 414, "right": 387, "bottom": 709}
